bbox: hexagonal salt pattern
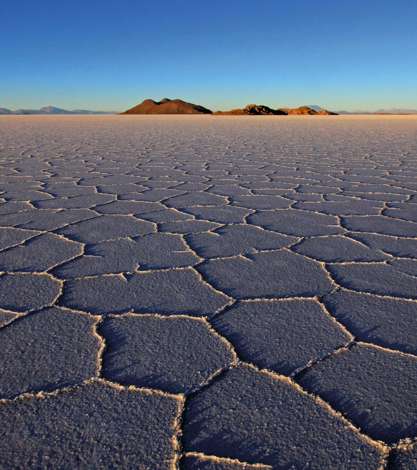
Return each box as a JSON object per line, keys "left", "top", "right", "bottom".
{"left": 101, "top": 314, "right": 235, "bottom": 393}
{"left": 1, "top": 115, "right": 417, "bottom": 467}
{"left": 0, "top": 381, "right": 182, "bottom": 468}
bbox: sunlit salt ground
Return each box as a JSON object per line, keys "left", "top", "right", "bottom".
{"left": 0, "top": 115, "right": 417, "bottom": 468}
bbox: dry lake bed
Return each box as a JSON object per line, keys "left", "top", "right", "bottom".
{"left": 0, "top": 115, "right": 417, "bottom": 469}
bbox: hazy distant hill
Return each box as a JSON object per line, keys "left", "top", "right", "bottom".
{"left": 0, "top": 106, "right": 114, "bottom": 115}
{"left": 375, "top": 108, "right": 417, "bottom": 114}
{"left": 338, "top": 108, "right": 417, "bottom": 115}
{"left": 39, "top": 106, "right": 71, "bottom": 114}
{"left": 122, "top": 98, "right": 212, "bottom": 114}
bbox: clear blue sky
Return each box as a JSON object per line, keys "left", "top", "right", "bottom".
{"left": 1, "top": 0, "right": 417, "bottom": 111}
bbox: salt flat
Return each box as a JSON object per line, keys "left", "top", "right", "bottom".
{"left": 0, "top": 115, "right": 417, "bottom": 469}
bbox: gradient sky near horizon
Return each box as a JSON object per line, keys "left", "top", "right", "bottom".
{"left": 2, "top": 0, "right": 417, "bottom": 111}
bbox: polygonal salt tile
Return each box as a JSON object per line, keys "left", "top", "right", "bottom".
{"left": 343, "top": 191, "right": 408, "bottom": 203}
{"left": 389, "top": 258, "right": 417, "bottom": 277}
{"left": 214, "top": 299, "right": 350, "bottom": 375}
{"left": 248, "top": 209, "right": 343, "bottom": 236}
{"left": 199, "top": 250, "right": 332, "bottom": 299}
{"left": 183, "top": 365, "right": 384, "bottom": 468}
{"left": 43, "top": 183, "right": 96, "bottom": 197}
{"left": 187, "top": 225, "right": 296, "bottom": 258}
{"left": 284, "top": 192, "right": 323, "bottom": 202}
{"left": 34, "top": 193, "right": 115, "bottom": 209}
{"left": 293, "top": 235, "right": 388, "bottom": 262}
{"left": 165, "top": 192, "right": 227, "bottom": 208}
{"left": 232, "top": 195, "right": 290, "bottom": 210}
{"left": 243, "top": 181, "right": 293, "bottom": 190}
{"left": 102, "top": 315, "right": 234, "bottom": 393}
{"left": 299, "top": 343, "right": 417, "bottom": 443}
{"left": 0, "top": 227, "right": 39, "bottom": 251}
{"left": 183, "top": 206, "right": 252, "bottom": 224}
{"left": 54, "top": 234, "right": 199, "bottom": 278}
{"left": 159, "top": 220, "right": 221, "bottom": 234}
{"left": 324, "top": 290, "right": 417, "bottom": 355}
{"left": 0, "top": 208, "right": 98, "bottom": 231}
{"left": 61, "top": 268, "right": 229, "bottom": 316}
{"left": 141, "top": 180, "right": 181, "bottom": 189}
{"left": 384, "top": 206, "right": 417, "bottom": 223}
{"left": 96, "top": 183, "right": 148, "bottom": 195}
{"left": 343, "top": 216, "right": 417, "bottom": 237}
{"left": 139, "top": 208, "right": 193, "bottom": 223}
{"left": 328, "top": 263, "right": 417, "bottom": 298}
{"left": 120, "top": 188, "right": 185, "bottom": 202}
{"left": 0, "top": 233, "right": 82, "bottom": 272}
{"left": 94, "top": 199, "right": 163, "bottom": 215}
{"left": 294, "top": 200, "right": 381, "bottom": 215}
{"left": 251, "top": 188, "right": 289, "bottom": 196}
{"left": 79, "top": 175, "right": 145, "bottom": 185}
{"left": 297, "top": 184, "right": 339, "bottom": 194}
{"left": 174, "top": 182, "right": 210, "bottom": 191}
{"left": 0, "top": 273, "right": 61, "bottom": 312}
{"left": 0, "top": 307, "right": 99, "bottom": 398}
{"left": 2, "top": 189, "right": 53, "bottom": 201}
{"left": 58, "top": 214, "right": 155, "bottom": 243}
{"left": 210, "top": 184, "right": 252, "bottom": 197}
{"left": 341, "top": 183, "right": 412, "bottom": 195}
{"left": 349, "top": 232, "right": 417, "bottom": 258}
{"left": 0, "top": 201, "right": 34, "bottom": 215}
{"left": 0, "top": 381, "right": 181, "bottom": 468}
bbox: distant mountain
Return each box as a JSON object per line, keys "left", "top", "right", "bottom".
{"left": 317, "top": 110, "right": 338, "bottom": 115}
{"left": 71, "top": 109, "right": 113, "bottom": 114}
{"left": 279, "top": 106, "right": 316, "bottom": 115}
{"left": 215, "top": 104, "right": 286, "bottom": 115}
{"left": 39, "top": 106, "right": 71, "bottom": 114}
{"left": 279, "top": 106, "right": 337, "bottom": 115}
{"left": 215, "top": 104, "right": 337, "bottom": 116}
{"left": 122, "top": 98, "right": 212, "bottom": 114}
{"left": 0, "top": 106, "right": 114, "bottom": 115}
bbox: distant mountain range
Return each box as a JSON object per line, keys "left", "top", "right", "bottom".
{"left": 0, "top": 106, "right": 114, "bottom": 115}
{"left": 2, "top": 101, "right": 416, "bottom": 116}
{"left": 122, "top": 99, "right": 338, "bottom": 115}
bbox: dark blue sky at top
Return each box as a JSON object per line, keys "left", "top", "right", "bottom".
{"left": 1, "top": 0, "right": 417, "bottom": 111}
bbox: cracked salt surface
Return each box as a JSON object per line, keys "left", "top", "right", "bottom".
{"left": 0, "top": 114, "right": 417, "bottom": 468}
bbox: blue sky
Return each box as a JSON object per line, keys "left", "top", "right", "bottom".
{"left": 1, "top": 0, "right": 417, "bottom": 111}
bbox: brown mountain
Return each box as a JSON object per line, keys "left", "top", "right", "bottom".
{"left": 214, "top": 104, "right": 287, "bottom": 115}
{"left": 316, "top": 109, "right": 338, "bottom": 115}
{"left": 278, "top": 106, "right": 337, "bottom": 115}
{"left": 122, "top": 98, "right": 212, "bottom": 114}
